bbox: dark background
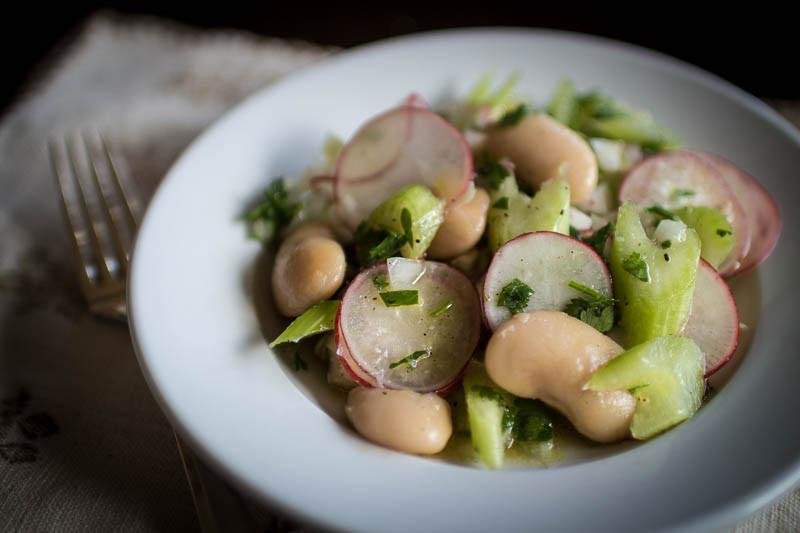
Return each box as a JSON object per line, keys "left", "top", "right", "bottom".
{"left": 4, "top": 4, "right": 798, "bottom": 114}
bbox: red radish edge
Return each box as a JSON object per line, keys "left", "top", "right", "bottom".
{"left": 333, "top": 102, "right": 474, "bottom": 227}
{"left": 335, "top": 261, "right": 481, "bottom": 395}
{"left": 696, "top": 152, "right": 781, "bottom": 276}
{"left": 482, "top": 231, "right": 612, "bottom": 331}
{"left": 619, "top": 150, "right": 751, "bottom": 277}
{"left": 692, "top": 259, "right": 740, "bottom": 377}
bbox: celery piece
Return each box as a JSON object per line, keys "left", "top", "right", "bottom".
{"left": 587, "top": 336, "right": 704, "bottom": 440}
{"left": 487, "top": 177, "right": 571, "bottom": 252}
{"left": 366, "top": 184, "right": 444, "bottom": 259}
{"left": 463, "top": 363, "right": 511, "bottom": 469}
{"left": 610, "top": 203, "right": 700, "bottom": 346}
{"left": 674, "top": 206, "right": 734, "bottom": 269}
{"left": 269, "top": 300, "right": 340, "bottom": 347}
{"left": 547, "top": 78, "right": 578, "bottom": 126}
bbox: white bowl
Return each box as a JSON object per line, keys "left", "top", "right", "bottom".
{"left": 129, "top": 29, "right": 800, "bottom": 532}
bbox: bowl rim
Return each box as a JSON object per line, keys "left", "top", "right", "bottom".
{"left": 128, "top": 27, "right": 800, "bottom": 532}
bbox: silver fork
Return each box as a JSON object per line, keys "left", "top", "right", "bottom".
{"left": 49, "top": 132, "right": 259, "bottom": 532}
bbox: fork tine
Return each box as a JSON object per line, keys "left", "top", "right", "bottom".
{"left": 99, "top": 134, "right": 144, "bottom": 227}
{"left": 66, "top": 132, "right": 120, "bottom": 280}
{"left": 85, "top": 131, "right": 136, "bottom": 265}
{"left": 49, "top": 137, "right": 100, "bottom": 287}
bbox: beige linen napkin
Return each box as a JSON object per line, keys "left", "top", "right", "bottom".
{"left": 0, "top": 12, "right": 796, "bottom": 532}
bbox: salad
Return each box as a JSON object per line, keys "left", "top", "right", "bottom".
{"left": 246, "top": 76, "right": 780, "bottom": 468}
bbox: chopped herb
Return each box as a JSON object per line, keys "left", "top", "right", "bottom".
{"left": 569, "top": 225, "right": 580, "bottom": 238}
{"left": 564, "top": 280, "right": 616, "bottom": 333}
{"left": 472, "top": 385, "right": 506, "bottom": 404}
{"left": 354, "top": 223, "right": 408, "bottom": 265}
{"left": 716, "top": 228, "right": 732, "bottom": 237}
{"left": 492, "top": 197, "right": 510, "bottom": 209}
{"left": 507, "top": 398, "right": 554, "bottom": 442}
{"left": 622, "top": 252, "right": 651, "bottom": 282}
{"left": 478, "top": 156, "right": 512, "bottom": 190}
{"left": 629, "top": 384, "right": 649, "bottom": 396}
{"left": 661, "top": 240, "right": 672, "bottom": 249}
{"left": 671, "top": 188, "right": 696, "bottom": 199}
{"left": 496, "top": 103, "right": 529, "bottom": 127}
{"left": 497, "top": 278, "right": 534, "bottom": 315}
{"left": 430, "top": 300, "right": 454, "bottom": 317}
{"left": 389, "top": 350, "right": 431, "bottom": 369}
{"left": 245, "top": 178, "right": 300, "bottom": 242}
{"left": 646, "top": 205, "right": 677, "bottom": 220}
{"left": 581, "top": 222, "right": 614, "bottom": 255}
{"left": 567, "top": 280, "right": 609, "bottom": 301}
{"left": 372, "top": 274, "right": 389, "bottom": 291}
{"left": 379, "top": 290, "right": 419, "bottom": 307}
{"left": 400, "top": 208, "right": 414, "bottom": 245}
{"left": 292, "top": 352, "right": 308, "bottom": 372}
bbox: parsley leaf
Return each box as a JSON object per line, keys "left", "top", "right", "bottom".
{"left": 564, "top": 280, "right": 616, "bottom": 333}
{"left": 379, "top": 290, "right": 419, "bottom": 307}
{"left": 622, "top": 252, "right": 651, "bottom": 282}
{"left": 569, "top": 225, "right": 580, "bottom": 238}
{"left": 496, "top": 103, "right": 530, "bottom": 127}
{"left": 245, "top": 178, "right": 300, "bottom": 242}
{"left": 508, "top": 398, "right": 554, "bottom": 442}
{"left": 478, "top": 156, "right": 512, "bottom": 190}
{"left": 492, "top": 197, "right": 509, "bottom": 209}
{"left": 389, "top": 350, "right": 431, "bottom": 370}
{"left": 497, "top": 278, "right": 534, "bottom": 315}
{"left": 430, "top": 300, "right": 454, "bottom": 318}
{"left": 372, "top": 274, "right": 389, "bottom": 290}
{"left": 646, "top": 205, "right": 677, "bottom": 221}
{"left": 581, "top": 222, "right": 614, "bottom": 255}
{"left": 354, "top": 223, "right": 408, "bottom": 265}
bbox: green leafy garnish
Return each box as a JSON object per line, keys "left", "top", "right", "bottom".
{"left": 379, "top": 290, "right": 419, "bottom": 307}
{"left": 496, "top": 103, "right": 529, "bottom": 127}
{"left": 671, "top": 188, "right": 696, "bottom": 199}
{"left": 563, "top": 280, "right": 616, "bottom": 333}
{"left": 354, "top": 223, "right": 408, "bottom": 265}
{"left": 400, "top": 208, "right": 414, "bottom": 245}
{"left": 269, "top": 300, "right": 340, "bottom": 347}
{"left": 389, "top": 350, "right": 431, "bottom": 370}
{"left": 292, "top": 352, "right": 308, "bottom": 372}
{"left": 581, "top": 222, "right": 614, "bottom": 255}
{"left": 497, "top": 278, "right": 534, "bottom": 315}
{"left": 492, "top": 197, "right": 509, "bottom": 209}
{"left": 506, "top": 398, "right": 554, "bottom": 442}
{"left": 646, "top": 205, "right": 677, "bottom": 221}
{"left": 372, "top": 274, "right": 389, "bottom": 290}
{"left": 245, "top": 178, "right": 300, "bottom": 242}
{"left": 569, "top": 225, "right": 580, "bottom": 238}
{"left": 472, "top": 385, "right": 506, "bottom": 405}
{"left": 430, "top": 301, "right": 454, "bottom": 317}
{"left": 716, "top": 228, "right": 732, "bottom": 237}
{"left": 478, "top": 156, "right": 512, "bottom": 190}
{"left": 623, "top": 252, "right": 651, "bottom": 282}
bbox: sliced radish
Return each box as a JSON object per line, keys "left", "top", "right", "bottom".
{"left": 334, "top": 104, "right": 473, "bottom": 229}
{"left": 695, "top": 152, "right": 781, "bottom": 275}
{"left": 336, "top": 260, "right": 481, "bottom": 393}
{"left": 483, "top": 231, "right": 612, "bottom": 330}
{"left": 619, "top": 150, "right": 750, "bottom": 276}
{"left": 682, "top": 259, "right": 739, "bottom": 377}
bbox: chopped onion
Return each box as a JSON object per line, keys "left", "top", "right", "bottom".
{"left": 569, "top": 207, "right": 593, "bottom": 231}
{"left": 387, "top": 257, "right": 426, "bottom": 287}
{"left": 654, "top": 219, "right": 687, "bottom": 245}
